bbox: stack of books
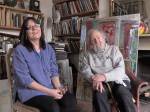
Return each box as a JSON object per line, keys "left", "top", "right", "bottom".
{"left": 49, "top": 42, "right": 68, "bottom": 60}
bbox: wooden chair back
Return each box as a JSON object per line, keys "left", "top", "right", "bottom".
{"left": 5, "top": 48, "right": 40, "bottom": 112}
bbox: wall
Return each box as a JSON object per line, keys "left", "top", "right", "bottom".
{"left": 98, "top": 0, "right": 110, "bottom": 18}
{"left": 144, "top": 0, "right": 150, "bottom": 19}
{"left": 40, "top": 0, "right": 53, "bottom": 42}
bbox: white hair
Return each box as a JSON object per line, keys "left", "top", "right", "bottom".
{"left": 86, "top": 28, "right": 107, "bottom": 50}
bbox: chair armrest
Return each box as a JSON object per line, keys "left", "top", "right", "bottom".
{"left": 126, "top": 67, "right": 149, "bottom": 100}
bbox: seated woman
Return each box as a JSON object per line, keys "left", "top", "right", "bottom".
{"left": 12, "top": 17, "right": 77, "bottom": 112}
{"left": 79, "top": 29, "right": 136, "bottom": 112}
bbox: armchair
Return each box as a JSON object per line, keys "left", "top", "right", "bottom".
{"left": 76, "top": 63, "right": 150, "bottom": 112}
{"left": 75, "top": 14, "right": 150, "bottom": 112}
{"left": 125, "top": 66, "right": 150, "bottom": 112}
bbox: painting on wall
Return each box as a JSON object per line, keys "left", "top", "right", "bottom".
{"left": 119, "top": 20, "right": 139, "bottom": 73}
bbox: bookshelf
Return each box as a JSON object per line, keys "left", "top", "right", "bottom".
{"left": 52, "top": 0, "right": 99, "bottom": 54}
{"left": 52, "top": 0, "right": 99, "bottom": 93}
{"left": 0, "top": 5, "right": 44, "bottom": 31}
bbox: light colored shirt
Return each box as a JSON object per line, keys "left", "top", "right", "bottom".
{"left": 13, "top": 43, "right": 59, "bottom": 102}
{"left": 79, "top": 44, "right": 130, "bottom": 86}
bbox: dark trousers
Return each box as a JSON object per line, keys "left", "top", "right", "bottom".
{"left": 24, "top": 91, "right": 77, "bottom": 112}
{"left": 93, "top": 80, "right": 136, "bottom": 112}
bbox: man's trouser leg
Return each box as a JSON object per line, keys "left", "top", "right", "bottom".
{"left": 93, "top": 90, "right": 111, "bottom": 112}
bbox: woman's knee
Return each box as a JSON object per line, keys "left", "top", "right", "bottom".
{"left": 58, "top": 91, "right": 77, "bottom": 110}
{"left": 47, "top": 101, "right": 60, "bottom": 112}
{"left": 40, "top": 96, "right": 60, "bottom": 112}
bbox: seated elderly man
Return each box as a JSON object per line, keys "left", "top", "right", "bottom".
{"left": 79, "top": 29, "right": 136, "bottom": 112}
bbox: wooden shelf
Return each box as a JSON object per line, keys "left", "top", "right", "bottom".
{"left": 139, "top": 35, "right": 150, "bottom": 50}
{"left": 0, "top": 5, "right": 43, "bottom": 15}
{"left": 61, "top": 10, "right": 98, "bottom": 20}
{"left": 0, "top": 26, "right": 20, "bottom": 30}
{"left": 139, "top": 34, "right": 150, "bottom": 37}
{"left": 53, "top": 0, "right": 75, "bottom": 5}
{"left": 0, "top": 5, "right": 44, "bottom": 31}
{"left": 55, "top": 34, "right": 80, "bottom": 37}
{"left": 67, "top": 37, "right": 80, "bottom": 40}
{"left": 0, "top": 32, "right": 19, "bottom": 38}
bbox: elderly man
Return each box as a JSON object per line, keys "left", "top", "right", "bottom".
{"left": 79, "top": 29, "right": 136, "bottom": 112}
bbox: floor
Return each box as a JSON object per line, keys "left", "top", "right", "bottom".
{"left": 0, "top": 79, "right": 11, "bottom": 112}
{"left": 140, "top": 102, "right": 150, "bottom": 112}
{"left": 0, "top": 79, "right": 149, "bottom": 112}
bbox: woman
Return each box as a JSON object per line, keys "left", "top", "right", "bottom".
{"left": 12, "top": 17, "right": 77, "bottom": 112}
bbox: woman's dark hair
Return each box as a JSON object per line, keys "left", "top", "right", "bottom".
{"left": 19, "top": 17, "right": 46, "bottom": 51}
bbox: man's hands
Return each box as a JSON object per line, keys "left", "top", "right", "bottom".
{"left": 91, "top": 74, "right": 106, "bottom": 93}
{"left": 92, "top": 74, "right": 106, "bottom": 82}
{"left": 93, "top": 81, "right": 104, "bottom": 93}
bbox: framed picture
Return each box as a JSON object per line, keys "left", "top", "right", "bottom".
{"left": 29, "top": 0, "right": 40, "bottom": 12}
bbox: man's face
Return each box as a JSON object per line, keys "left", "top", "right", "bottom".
{"left": 89, "top": 30, "right": 106, "bottom": 52}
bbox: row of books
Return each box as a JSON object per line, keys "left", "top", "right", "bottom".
{"left": 52, "top": 16, "right": 91, "bottom": 36}
{"left": 55, "top": 0, "right": 99, "bottom": 17}
{"left": 0, "top": 8, "right": 42, "bottom": 28}
{"left": 112, "top": 1, "right": 127, "bottom": 16}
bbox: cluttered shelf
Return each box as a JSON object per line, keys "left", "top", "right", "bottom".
{"left": 52, "top": 0, "right": 99, "bottom": 54}
{"left": 0, "top": 32, "right": 19, "bottom": 80}
{"left": 0, "top": 26, "right": 20, "bottom": 31}
{"left": 54, "top": 34, "right": 80, "bottom": 37}
{"left": 67, "top": 37, "right": 80, "bottom": 40}
{"left": 140, "top": 34, "right": 150, "bottom": 37}
{"left": 0, "top": 5, "right": 43, "bottom": 30}
{"left": 0, "top": 32, "right": 19, "bottom": 38}
{"left": 0, "top": 5, "right": 43, "bottom": 15}
{"left": 53, "top": 0, "right": 76, "bottom": 5}
{"left": 61, "top": 10, "right": 98, "bottom": 20}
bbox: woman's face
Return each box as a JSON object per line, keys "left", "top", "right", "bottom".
{"left": 26, "top": 20, "right": 41, "bottom": 41}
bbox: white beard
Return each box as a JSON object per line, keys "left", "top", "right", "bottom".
{"left": 93, "top": 45, "right": 104, "bottom": 53}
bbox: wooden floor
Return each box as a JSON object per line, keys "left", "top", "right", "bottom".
{"left": 0, "top": 79, "right": 11, "bottom": 112}
{"left": 0, "top": 79, "right": 150, "bottom": 112}
{"left": 77, "top": 100, "right": 150, "bottom": 112}
{"left": 140, "top": 102, "right": 150, "bottom": 112}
